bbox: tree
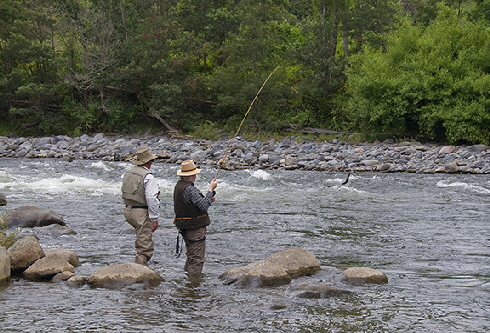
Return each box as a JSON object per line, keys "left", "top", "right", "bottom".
{"left": 207, "top": 0, "right": 302, "bottom": 132}
{"left": 346, "top": 4, "right": 490, "bottom": 144}
{"left": 0, "top": 0, "right": 65, "bottom": 134}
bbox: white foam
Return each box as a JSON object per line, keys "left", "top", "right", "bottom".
{"left": 89, "top": 161, "right": 113, "bottom": 171}
{"left": 436, "top": 180, "right": 490, "bottom": 194}
{"left": 12, "top": 173, "right": 120, "bottom": 196}
{"left": 247, "top": 169, "right": 271, "bottom": 180}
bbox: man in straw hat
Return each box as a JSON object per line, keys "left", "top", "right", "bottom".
{"left": 173, "top": 160, "right": 218, "bottom": 276}
{"left": 121, "top": 145, "right": 160, "bottom": 265}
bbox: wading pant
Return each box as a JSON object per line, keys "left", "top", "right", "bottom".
{"left": 124, "top": 206, "right": 154, "bottom": 265}
{"left": 182, "top": 227, "right": 206, "bottom": 275}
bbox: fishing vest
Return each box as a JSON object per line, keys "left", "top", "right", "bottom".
{"left": 121, "top": 166, "right": 150, "bottom": 206}
{"left": 173, "top": 179, "right": 210, "bottom": 229}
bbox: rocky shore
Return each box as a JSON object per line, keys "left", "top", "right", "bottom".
{"left": 0, "top": 133, "right": 489, "bottom": 174}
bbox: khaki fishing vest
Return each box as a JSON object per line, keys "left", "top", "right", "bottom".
{"left": 121, "top": 166, "right": 150, "bottom": 206}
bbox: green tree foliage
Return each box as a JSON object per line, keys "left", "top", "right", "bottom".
{"left": 0, "top": 0, "right": 66, "bottom": 134}
{"left": 0, "top": 0, "right": 488, "bottom": 143}
{"left": 347, "top": 4, "right": 490, "bottom": 144}
{"left": 208, "top": 0, "right": 302, "bottom": 132}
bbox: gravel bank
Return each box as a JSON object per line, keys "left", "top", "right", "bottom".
{"left": 1, "top": 133, "right": 489, "bottom": 174}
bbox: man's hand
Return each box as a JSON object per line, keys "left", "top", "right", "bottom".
{"left": 209, "top": 178, "right": 218, "bottom": 192}
{"left": 151, "top": 220, "right": 159, "bottom": 232}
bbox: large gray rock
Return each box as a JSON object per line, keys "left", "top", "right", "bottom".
{"left": 0, "top": 246, "right": 11, "bottom": 284}
{"left": 220, "top": 247, "right": 321, "bottom": 287}
{"left": 44, "top": 248, "right": 81, "bottom": 267}
{"left": 342, "top": 267, "right": 388, "bottom": 285}
{"left": 5, "top": 206, "right": 66, "bottom": 228}
{"left": 262, "top": 247, "right": 321, "bottom": 278}
{"left": 8, "top": 236, "right": 45, "bottom": 272}
{"left": 23, "top": 256, "right": 74, "bottom": 281}
{"left": 87, "top": 263, "right": 162, "bottom": 289}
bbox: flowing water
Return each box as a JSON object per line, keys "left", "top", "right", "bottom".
{"left": 0, "top": 158, "right": 488, "bottom": 332}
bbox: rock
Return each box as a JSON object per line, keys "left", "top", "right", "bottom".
{"left": 287, "top": 283, "right": 354, "bottom": 298}
{"left": 51, "top": 271, "right": 75, "bottom": 282}
{"left": 377, "top": 163, "right": 391, "bottom": 171}
{"left": 468, "top": 144, "right": 488, "bottom": 152}
{"left": 23, "top": 256, "right": 75, "bottom": 281}
{"left": 8, "top": 236, "right": 45, "bottom": 272}
{"left": 362, "top": 160, "right": 379, "bottom": 167}
{"left": 439, "top": 146, "right": 456, "bottom": 154}
{"left": 66, "top": 275, "right": 87, "bottom": 287}
{"left": 220, "top": 260, "right": 291, "bottom": 287}
{"left": 44, "top": 248, "right": 81, "bottom": 267}
{"left": 342, "top": 267, "right": 388, "bottom": 285}
{"left": 435, "top": 166, "right": 445, "bottom": 173}
{"left": 33, "top": 224, "right": 77, "bottom": 236}
{"left": 0, "top": 134, "right": 489, "bottom": 174}
{"left": 444, "top": 162, "right": 459, "bottom": 174}
{"left": 263, "top": 247, "right": 321, "bottom": 278}
{"left": 220, "top": 247, "right": 320, "bottom": 287}
{"left": 87, "top": 263, "right": 162, "bottom": 288}
{"left": 0, "top": 246, "right": 11, "bottom": 285}
{"left": 5, "top": 206, "right": 66, "bottom": 228}
{"left": 0, "top": 193, "right": 6, "bottom": 206}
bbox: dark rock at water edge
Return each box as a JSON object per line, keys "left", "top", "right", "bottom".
{"left": 5, "top": 206, "right": 66, "bottom": 228}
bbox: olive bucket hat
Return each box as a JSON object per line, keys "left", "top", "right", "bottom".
{"left": 131, "top": 145, "right": 157, "bottom": 165}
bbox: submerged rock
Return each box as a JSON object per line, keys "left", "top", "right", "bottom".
{"left": 287, "top": 283, "right": 354, "bottom": 298}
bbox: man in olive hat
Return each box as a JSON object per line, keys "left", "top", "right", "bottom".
{"left": 122, "top": 145, "right": 160, "bottom": 265}
{"left": 173, "top": 160, "right": 218, "bottom": 276}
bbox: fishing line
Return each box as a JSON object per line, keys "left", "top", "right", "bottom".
{"left": 215, "top": 66, "right": 280, "bottom": 178}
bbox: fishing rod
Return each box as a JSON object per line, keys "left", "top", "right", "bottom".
{"left": 215, "top": 66, "right": 281, "bottom": 179}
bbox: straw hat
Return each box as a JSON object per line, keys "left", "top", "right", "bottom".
{"left": 131, "top": 145, "right": 157, "bottom": 165}
{"left": 177, "top": 160, "right": 201, "bottom": 176}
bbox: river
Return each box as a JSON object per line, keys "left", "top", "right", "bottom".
{"left": 0, "top": 158, "right": 488, "bottom": 332}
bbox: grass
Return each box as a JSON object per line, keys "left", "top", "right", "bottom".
{"left": 0, "top": 213, "right": 18, "bottom": 249}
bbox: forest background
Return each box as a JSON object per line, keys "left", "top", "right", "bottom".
{"left": 1, "top": 0, "right": 490, "bottom": 145}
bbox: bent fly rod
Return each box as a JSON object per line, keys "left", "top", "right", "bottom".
{"left": 215, "top": 66, "right": 280, "bottom": 179}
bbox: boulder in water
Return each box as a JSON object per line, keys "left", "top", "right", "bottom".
{"left": 220, "top": 247, "right": 321, "bottom": 287}
{"left": 87, "top": 263, "right": 162, "bottom": 289}
{"left": 23, "top": 255, "right": 75, "bottom": 281}
{"left": 8, "top": 236, "right": 45, "bottom": 272}
{"left": 5, "top": 206, "right": 66, "bottom": 228}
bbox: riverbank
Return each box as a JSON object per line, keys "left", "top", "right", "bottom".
{"left": 0, "top": 133, "right": 489, "bottom": 174}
